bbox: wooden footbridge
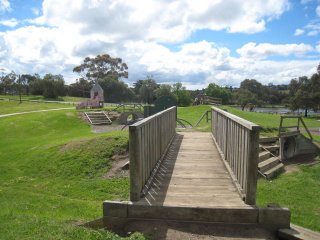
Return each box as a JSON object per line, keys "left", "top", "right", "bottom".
{"left": 103, "top": 107, "right": 290, "bottom": 229}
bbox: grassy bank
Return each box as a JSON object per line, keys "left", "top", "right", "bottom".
{"left": 0, "top": 107, "right": 146, "bottom": 239}
{"left": 0, "top": 100, "right": 74, "bottom": 115}
{"left": 0, "top": 94, "right": 87, "bottom": 102}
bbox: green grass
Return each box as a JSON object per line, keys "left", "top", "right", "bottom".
{"left": 0, "top": 100, "right": 74, "bottom": 114}
{"left": 223, "top": 106, "right": 320, "bottom": 140}
{"left": 177, "top": 105, "right": 212, "bottom": 131}
{"left": 257, "top": 162, "right": 320, "bottom": 232}
{"left": 0, "top": 94, "right": 88, "bottom": 102}
{"left": 0, "top": 106, "right": 147, "bottom": 239}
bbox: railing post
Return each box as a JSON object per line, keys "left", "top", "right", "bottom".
{"left": 245, "top": 126, "right": 259, "bottom": 205}
{"left": 129, "top": 126, "right": 142, "bottom": 201}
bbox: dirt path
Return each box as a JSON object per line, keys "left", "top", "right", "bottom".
{"left": 0, "top": 107, "right": 74, "bottom": 118}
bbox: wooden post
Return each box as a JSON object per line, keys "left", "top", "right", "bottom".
{"left": 129, "top": 126, "right": 142, "bottom": 201}
{"left": 245, "top": 127, "right": 259, "bottom": 205}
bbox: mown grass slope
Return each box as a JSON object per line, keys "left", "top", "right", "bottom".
{"left": 0, "top": 108, "right": 146, "bottom": 239}
{"left": 0, "top": 100, "right": 73, "bottom": 115}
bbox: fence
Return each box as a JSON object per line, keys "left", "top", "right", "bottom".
{"left": 211, "top": 107, "right": 260, "bottom": 205}
{"left": 129, "top": 106, "right": 176, "bottom": 201}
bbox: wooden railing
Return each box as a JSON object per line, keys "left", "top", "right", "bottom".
{"left": 129, "top": 106, "right": 176, "bottom": 201}
{"left": 211, "top": 107, "right": 260, "bottom": 205}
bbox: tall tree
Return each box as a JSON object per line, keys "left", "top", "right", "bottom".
{"left": 1, "top": 71, "right": 16, "bottom": 95}
{"left": 155, "top": 84, "right": 174, "bottom": 98}
{"left": 73, "top": 54, "right": 128, "bottom": 82}
{"left": 42, "top": 74, "right": 65, "bottom": 99}
{"left": 205, "top": 83, "right": 231, "bottom": 104}
{"left": 288, "top": 75, "right": 320, "bottom": 117}
{"left": 133, "top": 78, "right": 158, "bottom": 103}
{"left": 172, "top": 82, "right": 192, "bottom": 107}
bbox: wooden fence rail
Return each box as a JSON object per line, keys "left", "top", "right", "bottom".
{"left": 211, "top": 107, "right": 260, "bottom": 205}
{"left": 129, "top": 106, "right": 176, "bottom": 201}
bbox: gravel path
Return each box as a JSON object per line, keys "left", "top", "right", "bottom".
{"left": 0, "top": 107, "right": 74, "bottom": 118}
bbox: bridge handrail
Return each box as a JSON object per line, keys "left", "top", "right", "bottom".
{"left": 129, "top": 106, "right": 176, "bottom": 201}
{"left": 211, "top": 107, "right": 260, "bottom": 205}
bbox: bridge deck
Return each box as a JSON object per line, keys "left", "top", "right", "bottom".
{"left": 137, "top": 132, "right": 249, "bottom": 208}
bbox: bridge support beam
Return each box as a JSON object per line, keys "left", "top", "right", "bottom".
{"left": 103, "top": 200, "right": 290, "bottom": 230}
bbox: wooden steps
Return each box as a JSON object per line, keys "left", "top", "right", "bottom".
{"left": 259, "top": 137, "right": 284, "bottom": 179}
{"left": 84, "top": 111, "right": 112, "bottom": 125}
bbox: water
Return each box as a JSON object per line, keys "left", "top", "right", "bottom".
{"left": 239, "top": 107, "right": 320, "bottom": 115}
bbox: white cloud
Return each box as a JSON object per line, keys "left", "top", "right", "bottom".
{"left": 31, "top": 0, "right": 290, "bottom": 43}
{"left": 307, "top": 30, "right": 319, "bottom": 36}
{"left": 294, "top": 28, "right": 305, "bottom": 36}
{"left": 0, "top": 0, "right": 10, "bottom": 13}
{"left": 31, "top": 7, "right": 40, "bottom": 16}
{"left": 237, "top": 42, "right": 313, "bottom": 59}
{"left": 0, "top": 18, "right": 18, "bottom": 28}
{"left": 0, "top": 0, "right": 317, "bottom": 89}
{"left": 316, "top": 5, "right": 320, "bottom": 17}
{"left": 316, "top": 43, "right": 320, "bottom": 52}
{"left": 300, "top": 0, "right": 312, "bottom": 4}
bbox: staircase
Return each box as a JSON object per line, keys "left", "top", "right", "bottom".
{"left": 84, "top": 111, "right": 112, "bottom": 125}
{"left": 259, "top": 137, "right": 284, "bottom": 179}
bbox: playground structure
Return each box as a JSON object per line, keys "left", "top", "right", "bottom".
{"left": 76, "top": 82, "right": 104, "bottom": 109}
{"left": 193, "top": 94, "right": 222, "bottom": 105}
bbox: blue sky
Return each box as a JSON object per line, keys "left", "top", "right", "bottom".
{"left": 0, "top": 0, "right": 320, "bottom": 89}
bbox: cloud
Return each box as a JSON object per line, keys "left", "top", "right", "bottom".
{"left": 0, "top": 0, "right": 10, "bottom": 13}
{"left": 31, "top": 0, "right": 290, "bottom": 43}
{"left": 0, "top": 18, "right": 18, "bottom": 28}
{"left": 237, "top": 42, "right": 313, "bottom": 59}
{"left": 0, "top": 0, "right": 317, "bottom": 89}
{"left": 316, "top": 5, "right": 320, "bottom": 17}
{"left": 294, "top": 28, "right": 305, "bottom": 36}
{"left": 300, "top": 0, "right": 312, "bottom": 4}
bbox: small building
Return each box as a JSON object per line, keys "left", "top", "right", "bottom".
{"left": 90, "top": 82, "right": 104, "bottom": 103}
{"left": 77, "top": 82, "right": 104, "bottom": 109}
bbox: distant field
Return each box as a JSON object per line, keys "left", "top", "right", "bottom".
{"left": 0, "top": 94, "right": 88, "bottom": 102}
{"left": 0, "top": 100, "right": 74, "bottom": 114}
{"left": 177, "top": 105, "right": 320, "bottom": 141}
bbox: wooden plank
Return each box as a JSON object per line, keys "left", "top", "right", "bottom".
{"left": 212, "top": 107, "right": 260, "bottom": 130}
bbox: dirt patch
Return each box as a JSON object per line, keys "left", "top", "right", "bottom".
{"left": 91, "top": 124, "right": 125, "bottom": 133}
{"left": 59, "top": 139, "right": 88, "bottom": 153}
{"left": 283, "top": 153, "right": 320, "bottom": 174}
{"left": 105, "top": 219, "right": 277, "bottom": 240}
{"left": 105, "top": 151, "right": 129, "bottom": 178}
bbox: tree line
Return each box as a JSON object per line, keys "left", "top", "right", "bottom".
{"left": 1, "top": 54, "right": 319, "bottom": 115}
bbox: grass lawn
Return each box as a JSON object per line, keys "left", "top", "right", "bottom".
{"left": 177, "top": 105, "right": 212, "bottom": 131}
{"left": 257, "top": 163, "right": 320, "bottom": 232}
{"left": 0, "top": 100, "right": 74, "bottom": 115}
{"left": 0, "top": 94, "right": 88, "bottom": 102}
{"left": 0, "top": 106, "right": 146, "bottom": 239}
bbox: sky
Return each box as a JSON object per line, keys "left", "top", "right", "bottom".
{"left": 0, "top": 0, "right": 320, "bottom": 89}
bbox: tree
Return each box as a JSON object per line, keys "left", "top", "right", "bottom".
{"left": 67, "top": 78, "right": 92, "bottom": 98}
{"left": 98, "top": 76, "right": 135, "bottom": 103}
{"left": 288, "top": 75, "right": 320, "bottom": 117}
{"left": 234, "top": 88, "right": 259, "bottom": 110}
{"left": 42, "top": 74, "right": 65, "bottom": 99}
{"left": 155, "top": 84, "right": 174, "bottom": 98}
{"left": 1, "top": 71, "right": 16, "bottom": 95}
{"left": 73, "top": 54, "right": 128, "bottom": 82}
{"left": 133, "top": 78, "right": 158, "bottom": 103}
{"left": 205, "top": 83, "right": 231, "bottom": 104}
{"left": 172, "top": 82, "right": 192, "bottom": 107}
